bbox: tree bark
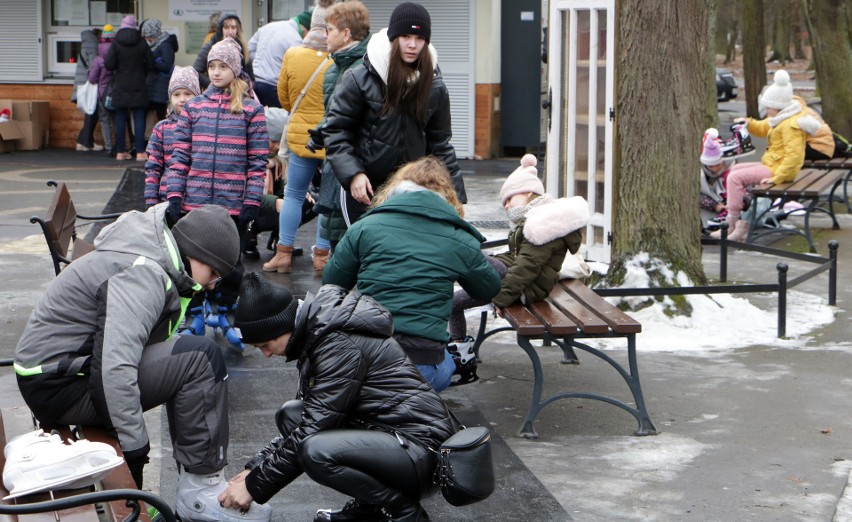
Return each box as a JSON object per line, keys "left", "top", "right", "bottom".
{"left": 805, "top": 0, "right": 852, "bottom": 138}
{"left": 768, "top": 7, "right": 792, "bottom": 63}
{"left": 791, "top": 0, "right": 807, "bottom": 60}
{"left": 610, "top": 0, "right": 712, "bottom": 293}
{"left": 743, "top": 0, "right": 767, "bottom": 117}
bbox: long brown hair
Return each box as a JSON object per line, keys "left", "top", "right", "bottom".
{"left": 370, "top": 156, "right": 463, "bottom": 218}
{"left": 381, "top": 38, "right": 433, "bottom": 123}
{"left": 227, "top": 77, "right": 249, "bottom": 114}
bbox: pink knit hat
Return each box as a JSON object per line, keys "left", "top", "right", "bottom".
{"left": 169, "top": 66, "right": 201, "bottom": 97}
{"left": 700, "top": 128, "right": 723, "bottom": 166}
{"left": 208, "top": 37, "right": 243, "bottom": 77}
{"left": 500, "top": 154, "right": 544, "bottom": 206}
{"left": 120, "top": 15, "right": 137, "bottom": 29}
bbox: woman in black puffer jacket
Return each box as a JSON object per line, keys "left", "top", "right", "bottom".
{"left": 221, "top": 276, "right": 460, "bottom": 522}
{"left": 322, "top": 2, "right": 465, "bottom": 225}
{"left": 105, "top": 15, "right": 154, "bottom": 161}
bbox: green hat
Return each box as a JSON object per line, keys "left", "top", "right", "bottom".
{"left": 294, "top": 10, "right": 312, "bottom": 30}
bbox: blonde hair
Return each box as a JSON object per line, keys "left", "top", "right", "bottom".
{"left": 370, "top": 156, "right": 463, "bottom": 218}
{"left": 227, "top": 77, "right": 248, "bottom": 114}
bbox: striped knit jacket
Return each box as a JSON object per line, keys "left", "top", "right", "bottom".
{"left": 144, "top": 113, "right": 179, "bottom": 206}
{"left": 166, "top": 85, "right": 268, "bottom": 215}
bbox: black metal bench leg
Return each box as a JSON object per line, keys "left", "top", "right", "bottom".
{"left": 516, "top": 334, "right": 544, "bottom": 439}
{"left": 803, "top": 199, "right": 819, "bottom": 253}
{"left": 558, "top": 336, "right": 580, "bottom": 364}
{"left": 625, "top": 334, "right": 657, "bottom": 436}
{"left": 843, "top": 170, "right": 852, "bottom": 213}
{"left": 472, "top": 310, "right": 514, "bottom": 361}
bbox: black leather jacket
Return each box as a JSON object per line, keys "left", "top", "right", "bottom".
{"left": 322, "top": 55, "right": 466, "bottom": 203}
{"left": 243, "top": 285, "right": 459, "bottom": 504}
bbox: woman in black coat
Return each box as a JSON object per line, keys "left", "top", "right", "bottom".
{"left": 105, "top": 15, "right": 154, "bottom": 161}
{"left": 322, "top": 2, "right": 464, "bottom": 225}
{"left": 221, "top": 276, "right": 460, "bottom": 522}
{"left": 192, "top": 14, "right": 253, "bottom": 89}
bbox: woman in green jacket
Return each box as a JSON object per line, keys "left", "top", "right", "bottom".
{"left": 322, "top": 156, "right": 500, "bottom": 391}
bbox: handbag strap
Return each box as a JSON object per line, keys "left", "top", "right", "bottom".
{"left": 290, "top": 57, "right": 328, "bottom": 117}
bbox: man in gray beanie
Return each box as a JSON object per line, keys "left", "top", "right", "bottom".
{"left": 14, "top": 203, "right": 269, "bottom": 521}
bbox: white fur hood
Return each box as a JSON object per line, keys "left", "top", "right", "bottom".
{"left": 366, "top": 28, "right": 439, "bottom": 85}
{"left": 796, "top": 115, "right": 822, "bottom": 136}
{"left": 523, "top": 196, "right": 589, "bottom": 246}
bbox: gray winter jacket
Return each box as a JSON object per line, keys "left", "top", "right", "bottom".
{"left": 71, "top": 29, "right": 100, "bottom": 101}
{"left": 14, "top": 204, "right": 200, "bottom": 461}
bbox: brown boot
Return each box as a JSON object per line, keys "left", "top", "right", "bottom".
{"left": 312, "top": 246, "right": 330, "bottom": 273}
{"left": 262, "top": 244, "right": 293, "bottom": 273}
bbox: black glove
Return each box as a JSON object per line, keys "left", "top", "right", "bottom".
{"left": 306, "top": 127, "right": 324, "bottom": 153}
{"left": 125, "top": 454, "right": 149, "bottom": 489}
{"left": 239, "top": 205, "right": 259, "bottom": 228}
{"left": 167, "top": 197, "right": 183, "bottom": 225}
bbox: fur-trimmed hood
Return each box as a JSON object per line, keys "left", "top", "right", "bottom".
{"left": 523, "top": 196, "right": 589, "bottom": 246}
{"left": 797, "top": 115, "right": 822, "bottom": 136}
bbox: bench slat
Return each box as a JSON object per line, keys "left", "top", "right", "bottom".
{"left": 753, "top": 169, "right": 842, "bottom": 198}
{"left": 560, "top": 280, "right": 642, "bottom": 334}
{"left": 798, "top": 170, "right": 843, "bottom": 195}
{"left": 548, "top": 285, "right": 609, "bottom": 334}
{"left": 529, "top": 300, "right": 578, "bottom": 335}
{"left": 502, "top": 304, "right": 547, "bottom": 336}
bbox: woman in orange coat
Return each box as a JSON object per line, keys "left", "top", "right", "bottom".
{"left": 263, "top": 1, "right": 334, "bottom": 274}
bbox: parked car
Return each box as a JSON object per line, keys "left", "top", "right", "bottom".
{"left": 717, "top": 68, "right": 737, "bottom": 101}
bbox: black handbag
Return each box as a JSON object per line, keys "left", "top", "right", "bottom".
{"left": 433, "top": 425, "right": 495, "bottom": 506}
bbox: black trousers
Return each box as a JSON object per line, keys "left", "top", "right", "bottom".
{"left": 77, "top": 109, "right": 99, "bottom": 148}
{"left": 278, "top": 400, "right": 438, "bottom": 509}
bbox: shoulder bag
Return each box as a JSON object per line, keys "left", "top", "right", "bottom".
{"left": 278, "top": 57, "right": 328, "bottom": 166}
{"left": 432, "top": 412, "right": 495, "bottom": 507}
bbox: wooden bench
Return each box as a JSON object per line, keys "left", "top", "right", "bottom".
{"left": 0, "top": 405, "right": 173, "bottom": 521}
{"left": 471, "top": 278, "right": 656, "bottom": 439}
{"left": 747, "top": 168, "right": 845, "bottom": 253}
{"left": 801, "top": 157, "right": 852, "bottom": 213}
{"left": 29, "top": 180, "right": 122, "bottom": 276}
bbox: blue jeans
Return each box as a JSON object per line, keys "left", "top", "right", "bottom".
{"left": 279, "top": 153, "right": 329, "bottom": 249}
{"left": 416, "top": 350, "right": 455, "bottom": 392}
{"left": 114, "top": 107, "right": 146, "bottom": 154}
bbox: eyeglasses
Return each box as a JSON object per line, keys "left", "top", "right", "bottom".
{"left": 326, "top": 25, "right": 338, "bottom": 33}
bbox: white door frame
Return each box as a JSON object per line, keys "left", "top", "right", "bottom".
{"left": 546, "top": 0, "right": 615, "bottom": 263}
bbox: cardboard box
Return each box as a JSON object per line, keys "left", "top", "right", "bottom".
{"left": 11, "top": 100, "right": 50, "bottom": 150}
{"left": 0, "top": 120, "right": 23, "bottom": 153}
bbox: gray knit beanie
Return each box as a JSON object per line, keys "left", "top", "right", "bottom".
{"left": 235, "top": 273, "right": 299, "bottom": 344}
{"left": 171, "top": 205, "right": 240, "bottom": 278}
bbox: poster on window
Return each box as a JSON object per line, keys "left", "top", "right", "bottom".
{"left": 168, "top": 0, "right": 241, "bottom": 21}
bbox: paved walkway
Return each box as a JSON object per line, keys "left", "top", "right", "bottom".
{"left": 1, "top": 150, "right": 851, "bottom": 521}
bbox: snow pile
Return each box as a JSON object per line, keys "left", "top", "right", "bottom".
{"left": 592, "top": 252, "right": 837, "bottom": 353}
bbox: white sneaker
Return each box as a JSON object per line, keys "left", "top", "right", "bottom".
{"left": 176, "top": 469, "right": 272, "bottom": 522}
{"left": 75, "top": 143, "right": 91, "bottom": 151}
{"left": 92, "top": 143, "right": 104, "bottom": 151}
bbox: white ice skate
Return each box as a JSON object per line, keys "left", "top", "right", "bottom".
{"left": 176, "top": 469, "right": 272, "bottom": 522}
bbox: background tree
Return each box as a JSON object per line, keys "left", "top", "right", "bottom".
{"left": 791, "top": 0, "right": 807, "bottom": 60}
{"left": 742, "top": 0, "right": 768, "bottom": 117}
{"left": 767, "top": 0, "right": 793, "bottom": 63}
{"left": 716, "top": 0, "right": 740, "bottom": 63}
{"left": 805, "top": 0, "right": 852, "bottom": 137}
{"left": 608, "top": 0, "right": 715, "bottom": 294}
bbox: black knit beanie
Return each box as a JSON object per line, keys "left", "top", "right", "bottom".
{"left": 171, "top": 205, "right": 240, "bottom": 278}
{"left": 387, "top": 2, "right": 431, "bottom": 43}
{"left": 234, "top": 273, "right": 299, "bottom": 344}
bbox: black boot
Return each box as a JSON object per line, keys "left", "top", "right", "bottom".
{"left": 314, "top": 499, "right": 384, "bottom": 522}
{"left": 384, "top": 502, "right": 430, "bottom": 522}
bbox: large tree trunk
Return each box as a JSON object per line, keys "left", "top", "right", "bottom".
{"left": 609, "top": 0, "right": 712, "bottom": 296}
{"left": 743, "top": 0, "right": 767, "bottom": 117}
{"left": 806, "top": 0, "right": 852, "bottom": 138}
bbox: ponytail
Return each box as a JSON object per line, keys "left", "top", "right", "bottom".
{"left": 228, "top": 77, "right": 248, "bottom": 114}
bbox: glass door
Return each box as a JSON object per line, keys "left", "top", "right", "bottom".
{"left": 546, "top": 0, "right": 615, "bottom": 263}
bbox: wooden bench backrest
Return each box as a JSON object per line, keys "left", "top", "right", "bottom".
{"left": 44, "top": 182, "right": 78, "bottom": 260}
{"left": 753, "top": 169, "right": 843, "bottom": 198}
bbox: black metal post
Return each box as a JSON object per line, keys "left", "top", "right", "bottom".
{"left": 828, "top": 240, "right": 838, "bottom": 306}
{"left": 720, "top": 222, "right": 728, "bottom": 282}
{"left": 777, "top": 263, "right": 788, "bottom": 338}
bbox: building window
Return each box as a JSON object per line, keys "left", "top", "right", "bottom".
{"left": 52, "top": 0, "right": 135, "bottom": 27}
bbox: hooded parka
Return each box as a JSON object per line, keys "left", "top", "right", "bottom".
{"left": 322, "top": 29, "right": 465, "bottom": 202}
{"left": 243, "top": 285, "right": 459, "bottom": 505}
{"left": 105, "top": 26, "right": 155, "bottom": 109}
